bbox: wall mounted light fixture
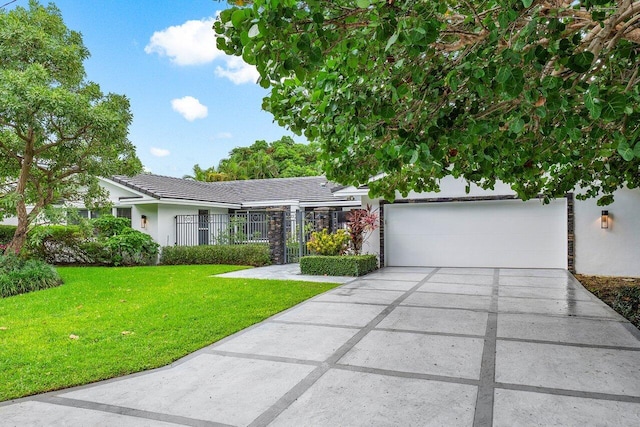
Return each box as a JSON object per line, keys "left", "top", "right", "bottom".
{"left": 141, "top": 215, "right": 148, "bottom": 229}
{"left": 601, "top": 210, "right": 609, "bottom": 229}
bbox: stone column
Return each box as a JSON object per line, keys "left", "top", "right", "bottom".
{"left": 313, "top": 207, "right": 335, "bottom": 232}
{"left": 267, "top": 207, "right": 287, "bottom": 265}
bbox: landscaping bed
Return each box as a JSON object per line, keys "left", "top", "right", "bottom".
{"left": 576, "top": 274, "right": 640, "bottom": 329}
{"left": 0, "top": 265, "right": 338, "bottom": 401}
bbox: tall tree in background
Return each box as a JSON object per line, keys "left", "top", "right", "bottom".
{"left": 0, "top": 1, "right": 142, "bottom": 253}
{"left": 217, "top": 0, "right": 640, "bottom": 204}
{"left": 188, "top": 136, "right": 321, "bottom": 181}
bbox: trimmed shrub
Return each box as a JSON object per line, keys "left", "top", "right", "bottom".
{"left": 103, "top": 229, "right": 159, "bottom": 266}
{"left": 300, "top": 254, "right": 378, "bottom": 277}
{"left": 26, "top": 225, "right": 95, "bottom": 264}
{"left": 0, "top": 254, "right": 63, "bottom": 297}
{"left": 92, "top": 216, "right": 131, "bottom": 238}
{"left": 160, "top": 244, "right": 271, "bottom": 267}
{"left": 613, "top": 286, "right": 640, "bottom": 328}
{"left": 26, "top": 221, "right": 159, "bottom": 266}
{"left": 306, "top": 229, "right": 349, "bottom": 256}
{"left": 0, "top": 225, "right": 17, "bottom": 244}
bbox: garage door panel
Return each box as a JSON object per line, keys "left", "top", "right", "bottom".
{"left": 384, "top": 200, "right": 567, "bottom": 268}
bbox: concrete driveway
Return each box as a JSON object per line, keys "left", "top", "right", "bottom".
{"left": 2, "top": 267, "right": 640, "bottom": 426}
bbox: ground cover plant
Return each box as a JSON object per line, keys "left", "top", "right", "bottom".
{"left": 0, "top": 264, "right": 338, "bottom": 401}
{"left": 577, "top": 275, "right": 640, "bottom": 329}
{"left": 0, "top": 254, "right": 62, "bottom": 297}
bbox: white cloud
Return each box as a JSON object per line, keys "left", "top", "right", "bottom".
{"left": 145, "top": 17, "right": 221, "bottom": 66}
{"left": 150, "top": 147, "right": 170, "bottom": 157}
{"left": 146, "top": 17, "right": 259, "bottom": 85}
{"left": 215, "top": 56, "right": 260, "bottom": 84}
{"left": 171, "top": 96, "right": 208, "bottom": 121}
{"left": 215, "top": 132, "right": 233, "bottom": 139}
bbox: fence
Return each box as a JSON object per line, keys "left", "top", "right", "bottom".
{"left": 175, "top": 209, "right": 349, "bottom": 264}
{"left": 175, "top": 212, "right": 268, "bottom": 246}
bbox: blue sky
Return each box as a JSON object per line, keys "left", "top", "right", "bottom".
{"left": 21, "top": 0, "right": 304, "bottom": 177}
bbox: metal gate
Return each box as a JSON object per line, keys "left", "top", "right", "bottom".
{"left": 281, "top": 211, "right": 323, "bottom": 263}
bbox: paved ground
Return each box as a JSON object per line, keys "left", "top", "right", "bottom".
{"left": 215, "top": 263, "right": 356, "bottom": 283}
{"left": 2, "top": 267, "right": 640, "bottom": 426}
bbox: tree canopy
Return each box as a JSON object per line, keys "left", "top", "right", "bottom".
{"left": 216, "top": 0, "right": 640, "bottom": 204}
{"left": 185, "top": 136, "right": 321, "bottom": 181}
{"left": 0, "top": 1, "right": 142, "bottom": 253}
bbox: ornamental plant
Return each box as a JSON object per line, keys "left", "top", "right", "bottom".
{"left": 346, "top": 205, "right": 379, "bottom": 255}
{"left": 306, "top": 229, "right": 350, "bottom": 256}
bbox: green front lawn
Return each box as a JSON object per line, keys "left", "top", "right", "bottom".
{"left": 0, "top": 265, "right": 338, "bottom": 401}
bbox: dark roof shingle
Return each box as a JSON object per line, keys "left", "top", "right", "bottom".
{"left": 110, "top": 174, "right": 347, "bottom": 205}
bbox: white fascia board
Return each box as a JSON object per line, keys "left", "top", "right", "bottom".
{"left": 332, "top": 186, "right": 370, "bottom": 197}
{"left": 299, "top": 200, "right": 362, "bottom": 208}
{"left": 160, "top": 199, "right": 241, "bottom": 209}
{"left": 241, "top": 200, "right": 300, "bottom": 208}
{"left": 120, "top": 198, "right": 241, "bottom": 209}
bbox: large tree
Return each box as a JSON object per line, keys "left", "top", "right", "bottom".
{"left": 216, "top": 0, "right": 640, "bottom": 204}
{"left": 186, "top": 136, "right": 321, "bottom": 181}
{"left": 0, "top": 1, "right": 142, "bottom": 253}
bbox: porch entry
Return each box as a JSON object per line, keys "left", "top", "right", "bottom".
{"left": 174, "top": 210, "right": 346, "bottom": 264}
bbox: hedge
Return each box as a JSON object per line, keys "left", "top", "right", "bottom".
{"left": 160, "top": 244, "right": 271, "bottom": 267}
{"left": 300, "top": 255, "right": 378, "bottom": 277}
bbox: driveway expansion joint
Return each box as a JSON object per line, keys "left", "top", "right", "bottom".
{"left": 472, "top": 269, "right": 500, "bottom": 427}
{"left": 33, "top": 396, "right": 229, "bottom": 427}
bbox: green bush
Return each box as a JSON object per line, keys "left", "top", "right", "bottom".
{"left": 306, "top": 229, "right": 350, "bottom": 256}
{"left": 160, "top": 244, "right": 271, "bottom": 267}
{"left": 300, "top": 254, "right": 378, "bottom": 276}
{"left": 104, "top": 229, "right": 159, "bottom": 266}
{"left": 26, "top": 220, "right": 159, "bottom": 266}
{"left": 0, "top": 254, "right": 63, "bottom": 297}
{"left": 613, "top": 286, "right": 640, "bottom": 328}
{"left": 91, "top": 216, "right": 131, "bottom": 237}
{"left": 0, "top": 225, "right": 16, "bottom": 244}
{"left": 26, "top": 225, "right": 95, "bottom": 264}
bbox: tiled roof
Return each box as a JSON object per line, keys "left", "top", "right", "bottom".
{"left": 110, "top": 174, "right": 347, "bottom": 205}
{"left": 110, "top": 174, "right": 240, "bottom": 204}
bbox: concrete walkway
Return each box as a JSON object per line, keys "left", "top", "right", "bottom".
{"left": 215, "top": 263, "right": 356, "bottom": 284}
{"left": 2, "top": 267, "right": 640, "bottom": 426}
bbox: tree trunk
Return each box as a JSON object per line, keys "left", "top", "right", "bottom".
{"left": 5, "top": 202, "right": 29, "bottom": 255}
{"left": 5, "top": 128, "right": 35, "bottom": 255}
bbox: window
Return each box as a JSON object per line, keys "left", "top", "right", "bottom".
{"left": 116, "top": 207, "right": 132, "bottom": 226}
{"left": 67, "top": 208, "right": 111, "bottom": 224}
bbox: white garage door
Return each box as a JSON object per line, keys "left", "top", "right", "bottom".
{"left": 384, "top": 199, "right": 567, "bottom": 268}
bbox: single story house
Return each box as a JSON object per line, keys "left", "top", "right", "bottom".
{"left": 99, "top": 174, "right": 360, "bottom": 247}
{"left": 334, "top": 176, "right": 640, "bottom": 277}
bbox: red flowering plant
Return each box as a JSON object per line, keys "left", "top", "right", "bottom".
{"left": 345, "top": 205, "right": 379, "bottom": 255}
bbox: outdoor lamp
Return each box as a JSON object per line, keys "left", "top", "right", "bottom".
{"left": 601, "top": 210, "right": 609, "bottom": 229}
{"left": 141, "top": 215, "right": 148, "bottom": 229}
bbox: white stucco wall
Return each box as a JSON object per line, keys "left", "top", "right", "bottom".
{"left": 100, "top": 180, "right": 141, "bottom": 203}
{"left": 574, "top": 187, "right": 640, "bottom": 277}
{"left": 134, "top": 204, "right": 158, "bottom": 242}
